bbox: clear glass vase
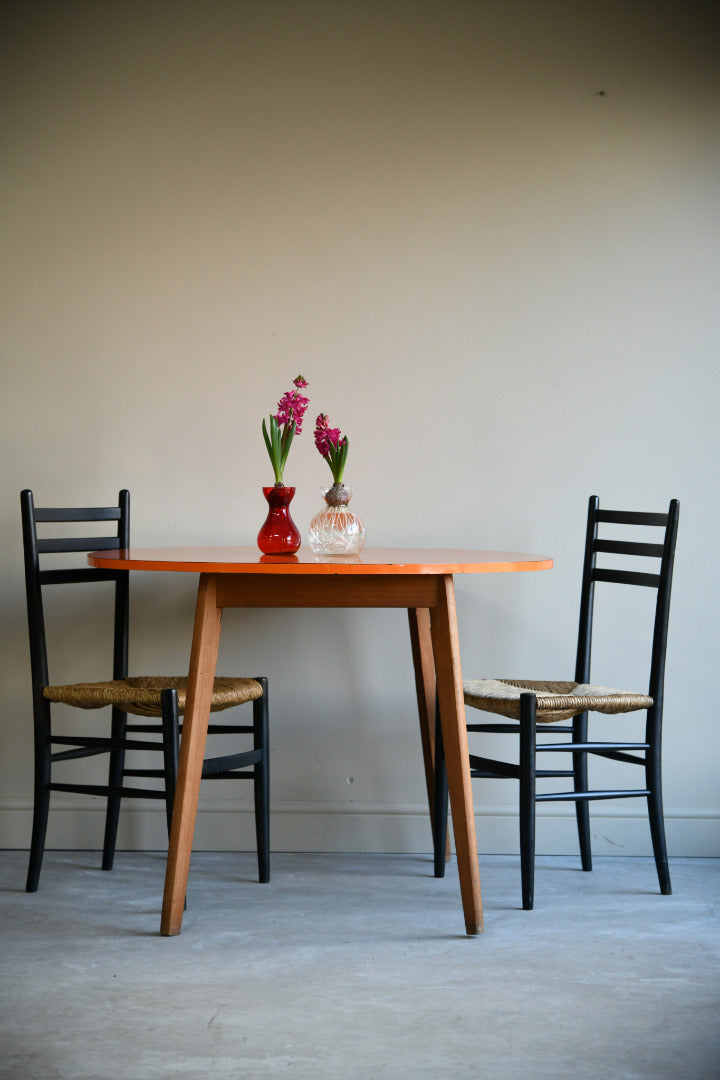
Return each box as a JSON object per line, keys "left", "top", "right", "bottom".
{"left": 307, "top": 484, "right": 366, "bottom": 555}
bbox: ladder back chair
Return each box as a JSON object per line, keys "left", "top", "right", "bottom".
{"left": 21, "top": 489, "right": 270, "bottom": 892}
{"left": 434, "top": 495, "right": 679, "bottom": 909}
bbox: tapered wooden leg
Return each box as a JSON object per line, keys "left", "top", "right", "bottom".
{"left": 161, "top": 573, "right": 222, "bottom": 935}
{"left": 408, "top": 608, "right": 450, "bottom": 864}
{"left": 429, "top": 576, "right": 483, "bottom": 935}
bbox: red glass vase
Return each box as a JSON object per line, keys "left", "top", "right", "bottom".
{"left": 257, "top": 485, "right": 301, "bottom": 555}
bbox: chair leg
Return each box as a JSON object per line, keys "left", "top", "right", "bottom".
{"left": 572, "top": 711, "right": 592, "bottom": 872}
{"left": 433, "top": 695, "right": 449, "bottom": 879}
{"left": 160, "top": 689, "right": 188, "bottom": 912}
{"left": 253, "top": 678, "right": 270, "bottom": 884}
{"left": 26, "top": 711, "right": 52, "bottom": 892}
{"left": 160, "top": 689, "right": 180, "bottom": 837}
{"left": 519, "top": 693, "right": 537, "bottom": 910}
{"left": 102, "top": 706, "right": 128, "bottom": 871}
{"left": 646, "top": 730, "right": 671, "bottom": 895}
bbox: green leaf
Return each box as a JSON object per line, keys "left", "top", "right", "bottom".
{"left": 280, "top": 422, "right": 295, "bottom": 472}
{"left": 263, "top": 416, "right": 284, "bottom": 483}
{"left": 262, "top": 418, "right": 272, "bottom": 457}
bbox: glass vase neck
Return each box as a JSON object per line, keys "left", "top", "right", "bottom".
{"left": 263, "top": 484, "right": 296, "bottom": 506}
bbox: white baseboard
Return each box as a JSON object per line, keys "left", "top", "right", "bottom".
{"left": 1, "top": 798, "right": 718, "bottom": 857}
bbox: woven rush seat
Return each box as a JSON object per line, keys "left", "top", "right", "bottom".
{"left": 44, "top": 676, "right": 263, "bottom": 718}
{"left": 463, "top": 678, "right": 653, "bottom": 724}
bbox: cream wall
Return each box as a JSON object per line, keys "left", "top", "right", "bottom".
{"left": 1, "top": 1, "right": 718, "bottom": 858}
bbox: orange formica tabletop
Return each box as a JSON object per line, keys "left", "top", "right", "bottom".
{"left": 88, "top": 545, "right": 552, "bottom": 575}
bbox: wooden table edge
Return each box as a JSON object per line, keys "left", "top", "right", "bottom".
{"left": 88, "top": 547, "right": 553, "bottom": 576}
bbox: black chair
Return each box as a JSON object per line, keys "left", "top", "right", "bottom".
{"left": 21, "top": 489, "right": 270, "bottom": 892}
{"left": 434, "top": 496, "right": 679, "bottom": 909}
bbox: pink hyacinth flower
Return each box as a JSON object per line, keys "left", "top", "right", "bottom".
{"left": 275, "top": 385, "right": 310, "bottom": 434}
{"left": 314, "top": 413, "right": 345, "bottom": 457}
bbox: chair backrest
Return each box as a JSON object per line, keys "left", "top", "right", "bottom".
{"left": 575, "top": 496, "right": 679, "bottom": 714}
{"left": 21, "top": 490, "right": 131, "bottom": 702}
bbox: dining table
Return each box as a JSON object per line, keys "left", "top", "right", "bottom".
{"left": 87, "top": 545, "right": 552, "bottom": 937}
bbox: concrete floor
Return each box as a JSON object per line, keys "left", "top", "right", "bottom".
{"left": 0, "top": 851, "right": 718, "bottom": 1080}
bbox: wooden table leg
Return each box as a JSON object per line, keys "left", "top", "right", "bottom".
{"left": 408, "top": 608, "right": 450, "bottom": 863}
{"left": 429, "top": 575, "right": 483, "bottom": 935}
{"left": 161, "top": 573, "right": 222, "bottom": 936}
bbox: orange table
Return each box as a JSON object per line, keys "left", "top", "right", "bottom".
{"left": 88, "top": 546, "right": 552, "bottom": 936}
